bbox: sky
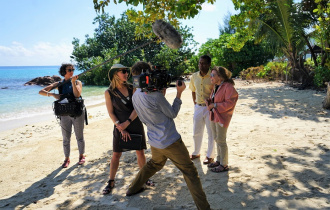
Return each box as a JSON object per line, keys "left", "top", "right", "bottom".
{"left": 0, "top": 0, "right": 237, "bottom": 66}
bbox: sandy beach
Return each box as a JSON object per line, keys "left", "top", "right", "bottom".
{"left": 0, "top": 80, "right": 329, "bottom": 210}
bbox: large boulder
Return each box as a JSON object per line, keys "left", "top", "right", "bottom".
{"left": 24, "top": 75, "right": 62, "bottom": 86}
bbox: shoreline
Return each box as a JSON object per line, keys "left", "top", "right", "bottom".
{"left": 0, "top": 80, "right": 329, "bottom": 209}
{"left": 0, "top": 86, "right": 177, "bottom": 133}
{"left": 0, "top": 101, "right": 107, "bottom": 133}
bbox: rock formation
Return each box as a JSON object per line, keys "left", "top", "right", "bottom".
{"left": 24, "top": 75, "right": 62, "bottom": 86}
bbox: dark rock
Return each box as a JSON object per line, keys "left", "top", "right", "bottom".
{"left": 24, "top": 75, "right": 62, "bottom": 86}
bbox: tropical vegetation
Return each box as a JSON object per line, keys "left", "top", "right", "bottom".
{"left": 71, "top": 13, "right": 197, "bottom": 85}
{"left": 81, "top": 0, "right": 329, "bottom": 108}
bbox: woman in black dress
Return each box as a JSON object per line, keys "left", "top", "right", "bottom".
{"left": 103, "top": 64, "right": 151, "bottom": 194}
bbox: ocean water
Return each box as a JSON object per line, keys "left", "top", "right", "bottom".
{"left": 0, "top": 66, "right": 107, "bottom": 122}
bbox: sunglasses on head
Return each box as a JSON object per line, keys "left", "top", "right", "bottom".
{"left": 67, "top": 68, "right": 75, "bottom": 72}
{"left": 118, "top": 69, "right": 129, "bottom": 74}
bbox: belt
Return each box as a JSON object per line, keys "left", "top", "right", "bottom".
{"left": 196, "top": 103, "right": 206, "bottom": 106}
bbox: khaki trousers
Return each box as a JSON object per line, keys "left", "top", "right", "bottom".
{"left": 127, "top": 138, "right": 210, "bottom": 210}
{"left": 210, "top": 121, "right": 228, "bottom": 165}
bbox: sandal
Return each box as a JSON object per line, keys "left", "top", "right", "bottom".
{"left": 62, "top": 159, "right": 70, "bottom": 168}
{"left": 207, "top": 161, "right": 220, "bottom": 168}
{"left": 102, "top": 180, "right": 115, "bottom": 195}
{"left": 211, "top": 165, "right": 229, "bottom": 173}
{"left": 146, "top": 179, "right": 155, "bottom": 187}
{"left": 78, "top": 156, "right": 85, "bottom": 165}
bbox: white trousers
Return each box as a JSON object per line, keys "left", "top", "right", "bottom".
{"left": 192, "top": 105, "right": 215, "bottom": 158}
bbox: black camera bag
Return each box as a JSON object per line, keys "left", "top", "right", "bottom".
{"left": 53, "top": 95, "right": 84, "bottom": 117}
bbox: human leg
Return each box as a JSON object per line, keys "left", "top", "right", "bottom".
{"left": 60, "top": 116, "right": 72, "bottom": 167}
{"left": 136, "top": 149, "right": 154, "bottom": 186}
{"left": 127, "top": 146, "right": 167, "bottom": 195}
{"left": 109, "top": 152, "right": 122, "bottom": 180}
{"left": 103, "top": 151, "right": 122, "bottom": 194}
{"left": 215, "top": 124, "right": 228, "bottom": 166}
{"left": 191, "top": 105, "right": 205, "bottom": 156}
{"left": 73, "top": 113, "right": 85, "bottom": 163}
{"left": 204, "top": 108, "right": 215, "bottom": 159}
{"left": 135, "top": 150, "right": 146, "bottom": 169}
{"left": 166, "top": 139, "right": 210, "bottom": 210}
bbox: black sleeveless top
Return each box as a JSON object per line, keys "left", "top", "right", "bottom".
{"left": 108, "top": 85, "right": 146, "bottom": 152}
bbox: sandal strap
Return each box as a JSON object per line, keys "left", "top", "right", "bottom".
{"left": 211, "top": 164, "right": 229, "bottom": 172}
{"left": 208, "top": 161, "right": 220, "bottom": 168}
{"left": 103, "top": 180, "right": 115, "bottom": 194}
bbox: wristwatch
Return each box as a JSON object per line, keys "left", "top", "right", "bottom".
{"left": 127, "top": 118, "right": 132, "bottom": 123}
{"left": 214, "top": 103, "right": 217, "bottom": 108}
{"left": 115, "top": 120, "right": 120, "bottom": 125}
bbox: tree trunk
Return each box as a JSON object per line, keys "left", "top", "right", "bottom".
{"left": 302, "top": 34, "right": 318, "bottom": 66}
{"left": 323, "top": 82, "right": 330, "bottom": 109}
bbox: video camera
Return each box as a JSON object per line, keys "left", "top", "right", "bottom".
{"left": 132, "top": 65, "right": 172, "bottom": 92}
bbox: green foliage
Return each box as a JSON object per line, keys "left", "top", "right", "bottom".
{"left": 239, "top": 66, "right": 264, "bottom": 81}
{"left": 71, "top": 13, "right": 197, "bottom": 85}
{"left": 313, "top": 0, "right": 330, "bottom": 67}
{"left": 240, "top": 61, "right": 288, "bottom": 81}
{"left": 304, "top": 58, "right": 315, "bottom": 68}
{"left": 92, "top": 0, "right": 215, "bottom": 38}
{"left": 313, "top": 66, "right": 330, "bottom": 87}
{"left": 231, "top": 0, "right": 329, "bottom": 70}
{"left": 93, "top": 0, "right": 215, "bottom": 19}
{"left": 256, "top": 66, "right": 270, "bottom": 78}
{"left": 187, "top": 55, "right": 199, "bottom": 73}
{"left": 198, "top": 33, "right": 275, "bottom": 77}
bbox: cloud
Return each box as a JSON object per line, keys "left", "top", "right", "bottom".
{"left": 202, "top": 3, "right": 216, "bottom": 12}
{"left": 0, "top": 42, "right": 34, "bottom": 57}
{"left": 0, "top": 41, "right": 73, "bottom": 66}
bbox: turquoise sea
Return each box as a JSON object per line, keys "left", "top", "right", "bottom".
{"left": 0, "top": 66, "right": 107, "bottom": 122}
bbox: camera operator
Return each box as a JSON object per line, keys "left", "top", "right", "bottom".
{"left": 126, "top": 61, "right": 210, "bottom": 210}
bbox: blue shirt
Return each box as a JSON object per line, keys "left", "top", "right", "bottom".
{"left": 59, "top": 79, "right": 73, "bottom": 95}
{"left": 132, "top": 89, "right": 182, "bottom": 149}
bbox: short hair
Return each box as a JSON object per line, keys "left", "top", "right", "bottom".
{"left": 200, "top": 55, "right": 211, "bottom": 64}
{"left": 131, "top": 61, "right": 152, "bottom": 76}
{"left": 59, "top": 63, "right": 74, "bottom": 76}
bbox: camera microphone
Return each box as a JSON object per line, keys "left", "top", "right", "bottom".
{"left": 152, "top": 20, "right": 183, "bottom": 49}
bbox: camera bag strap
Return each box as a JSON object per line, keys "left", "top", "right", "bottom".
{"left": 114, "top": 88, "right": 131, "bottom": 105}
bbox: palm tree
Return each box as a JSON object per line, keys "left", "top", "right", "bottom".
{"left": 252, "top": 0, "right": 307, "bottom": 84}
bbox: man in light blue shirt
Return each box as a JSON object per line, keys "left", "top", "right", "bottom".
{"left": 126, "top": 61, "right": 210, "bottom": 210}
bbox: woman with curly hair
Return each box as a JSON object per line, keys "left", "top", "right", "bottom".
{"left": 39, "top": 63, "right": 86, "bottom": 168}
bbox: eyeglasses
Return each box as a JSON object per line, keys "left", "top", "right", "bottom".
{"left": 210, "top": 73, "right": 217, "bottom": 77}
{"left": 67, "top": 69, "right": 75, "bottom": 72}
{"left": 118, "top": 69, "right": 129, "bottom": 74}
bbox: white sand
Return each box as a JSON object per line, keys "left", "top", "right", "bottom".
{"left": 0, "top": 80, "right": 329, "bottom": 210}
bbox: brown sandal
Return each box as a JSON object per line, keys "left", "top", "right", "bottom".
{"left": 207, "top": 161, "right": 220, "bottom": 168}
{"left": 211, "top": 165, "right": 229, "bottom": 173}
